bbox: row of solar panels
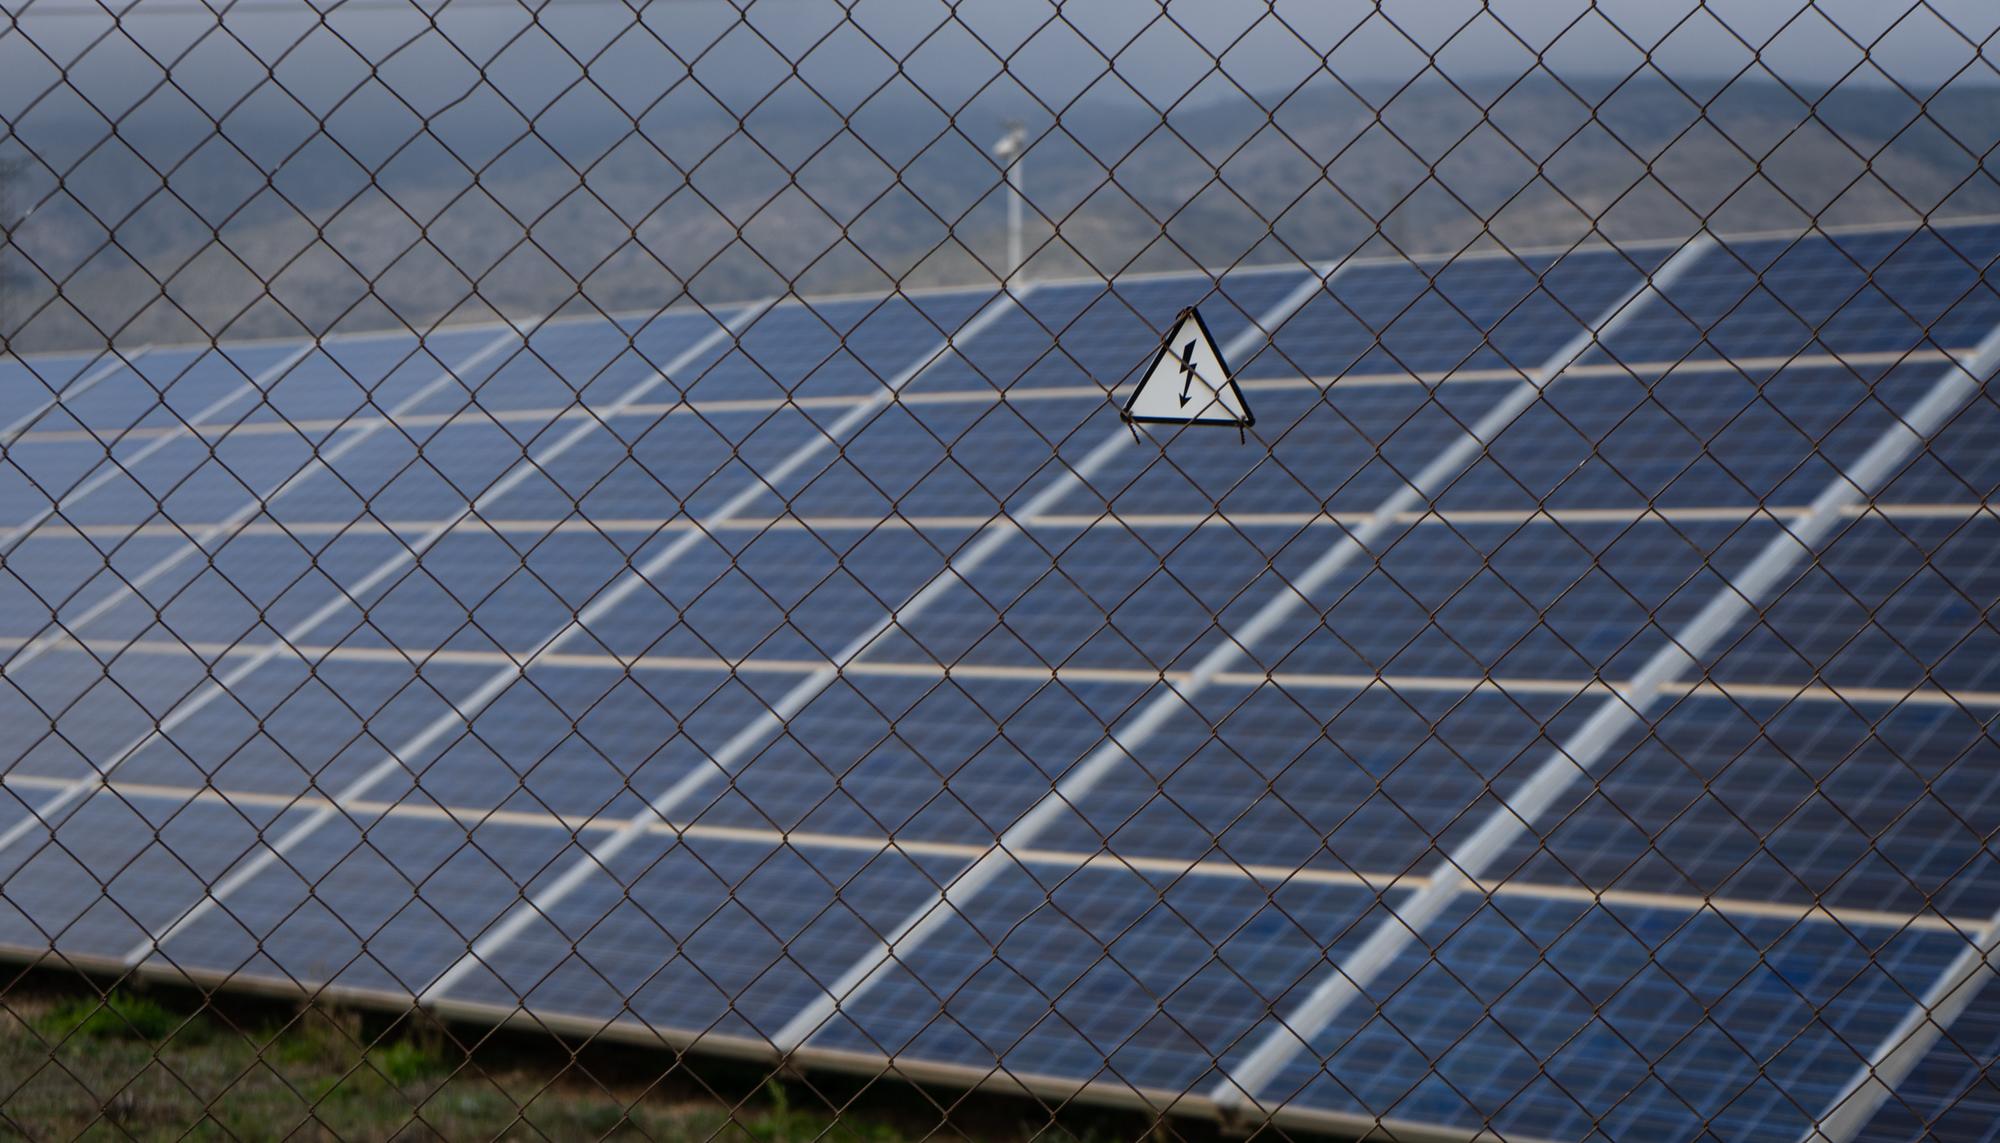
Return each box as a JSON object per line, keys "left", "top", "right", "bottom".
{"left": 0, "top": 220, "right": 1996, "bottom": 1140}
{"left": 8, "top": 220, "right": 1999, "bottom": 433}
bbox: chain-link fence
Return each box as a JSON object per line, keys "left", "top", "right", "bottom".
{"left": 3, "top": 1, "right": 1999, "bottom": 1140}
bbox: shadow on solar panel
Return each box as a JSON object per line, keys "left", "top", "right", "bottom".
{"left": 3, "top": 2, "right": 2000, "bottom": 1140}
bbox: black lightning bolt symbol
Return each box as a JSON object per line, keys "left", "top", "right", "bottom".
{"left": 1176, "top": 339, "right": 1198, "bottom": 407}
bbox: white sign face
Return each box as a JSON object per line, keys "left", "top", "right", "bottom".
{"left": 1121, "top": 306, "right": 1252, "bottom": 429}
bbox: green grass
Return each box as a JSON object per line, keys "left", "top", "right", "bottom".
{"left": 0, "top": 984, "right": 1189, "bottom": 1142}
{"left": 30, "top": 991, "right": 190, "bottom": 1045}
{"left": 0, "top": 989, "right": 946, "bottom": 1141}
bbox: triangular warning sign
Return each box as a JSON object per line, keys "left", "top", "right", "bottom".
{"left": 1121, "top": 306, "right": 1252, "bottom": 430}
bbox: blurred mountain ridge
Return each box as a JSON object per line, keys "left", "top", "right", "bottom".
{"left": 3, "top": 73, "right": 1999, "bottom": 353}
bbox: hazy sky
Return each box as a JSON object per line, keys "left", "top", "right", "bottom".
{"left": 2, "top": 0, "right": 1997, "bottom": 180}
{"left": 5, "top": 0, "right": 1998, "bottom": 115}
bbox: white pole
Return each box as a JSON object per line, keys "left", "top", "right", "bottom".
{"left": 995, "top": 122, "right": 1026, "bottom": 288}
{"left": 1006, "top": 150, "right": 1023, "bottom": 287}
{"left": 0, "top": 158, "right": 22, "bottom": 357}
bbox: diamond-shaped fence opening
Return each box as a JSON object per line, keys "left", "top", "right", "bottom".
{"left": 2, "top": 1, "right": 2000, "bottom": 1140}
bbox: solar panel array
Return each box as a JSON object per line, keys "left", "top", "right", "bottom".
{"left": 2, "top": 219, "right": 1997, "bottom": 1141}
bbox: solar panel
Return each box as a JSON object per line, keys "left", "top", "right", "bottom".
{"left": 2, "top": 218, "right": 1997, "bottom": 1142}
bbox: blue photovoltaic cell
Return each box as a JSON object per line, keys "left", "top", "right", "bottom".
{"left": 150, "top": 806, "right": 583, "bottom": 998}
{"left": 237, "top": 326, "right": 519, "bottom": 432}
{"left": 341, "top": 536, "right": 603, "bottom": 655}
{"left": 400, "top": 667, "right": 729, "bottom": 822}
{"left": 440, "top": 833, "right": 964, "bottom": 1041}
{"left": 1858, "top": 977, "right": 2000, "bottom": 1142}
{"left": 1708, "top": 514, "right": 2000, "bottom": 693}
{"left": 0, "top": 791, "right": 302, "bottom": 962}
{"left": 49, "top": 661, "right": 749, "bottom": 830}
{"left": 0, "top": 651, "right": 502, "bottom": 794}
{"left": 1591, "top": 225, "right": 2000, "bottom": 366}
{"left": 808, "top": 863, "right": 1382, "bottom": 1096}
{"left": 0, "top": 328, "right": 532, "bottom": 543}
{"left": 782, "top": 397, "right": 1062, "bottom": 520}
{"left": 1495, "top": 693, "right": 2000, "bottom": 922}
{"left": 1, "top": 221, "right": 1997, "bottom": 1141}
{"left": 354, "top": 661, "right": 856, "bottom": 824}
{"left": 53, "top": 530, "right": 416, "bottom": 650}
{"left": 0, "top": 349, "right": 132, "bottom": 421}
{"left": 801, "top": 271, "right": 1318, "bottom": 518}
{"left": 802, "top": 288, "right": 1005, "bottom": 401}
{"left": 102, "top": 657, "right": 1116, "bottom": 853}
{"left": 869, "top": 516, "right": 1781, "bottom": 683}
{"left": 48, "top": 531, "right": 392, "bottom": 650}
{"left": 46, "top": 345, "right": 273, "bottom": 437}
{"left": 3, "top": 352, "right": 178, "bottom": 441}
{"left": 448, "top": 315, "right": 688, "bottom": 425}
{"left": 1033, "top": 682, "right": 1593, "bottom": 875}
{"left": 906, "top": 269, "right": 1310, "bottom": 401}
{"left": 693, "top": 305, "right": 853, "bottom": 403}
{"left": 556, "top": 519, "right": 964, "bottom": 663}
{"left": 479, "top": 401, "right": 834, "bottom": 524}
{"left": 0, "top": 647, "right": 208, "bottom": 777}
{"left": 1242, "top": 243, "right": 1662, "bottom": 383}
{"left": 1248, "top": 517, "right": 1781, "bottom": 682}
{"left": 1252, "top": 895, "right": 1967, "bottom": 1142}
{"left": 116, "top": 659, "right": 508, "bottom": 800}
{"left": 1881, "top": 381, "right": 2000, "bottom": 503}
{"left": 50, "top": 429, "right": 301, "bottom": 529}
{"left": 677, "top": 673, "right": 1153, "bottom": 842}
{"left": 262, "top": 424, "right": 512, "bottom": 527}
{"left": 437, "top": 303, "right": 842, "bottom": 429}
{"left": 149, "top": 344, "right": 309, "bottom": 424}
{"left": 0, "top": 463, "right": 48, "bottom": 532}
{"left": 1048, "top": 369, "right": 1516, "bottom": 520}
{"left": 0, "top": 531, "right": 178, "bottom": 641}
{"left": 858, "top": 520, "right": 1293, "bottom": 674}
{"left": 1449, "top": 361, "right": 1946, "bottom": 512}
{"left": 0, "top": 437, "right": 116, "bottom": 520}
{"left": 672, "top": 288, "right": 996, "bottom": 406}
{"left": 1040, "top": 246, "right": 1661, "bottom": 520}
{"left": 1055, "top": 380, "right": 1501, "bottom": 517}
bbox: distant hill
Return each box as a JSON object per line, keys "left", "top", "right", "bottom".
{"left": 4, "top": 75, "right": 1998, "bottom": 353}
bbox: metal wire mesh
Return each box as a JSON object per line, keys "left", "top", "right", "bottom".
{"left": 2, "top": 1, "right": 1999, "bottom": 1140}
